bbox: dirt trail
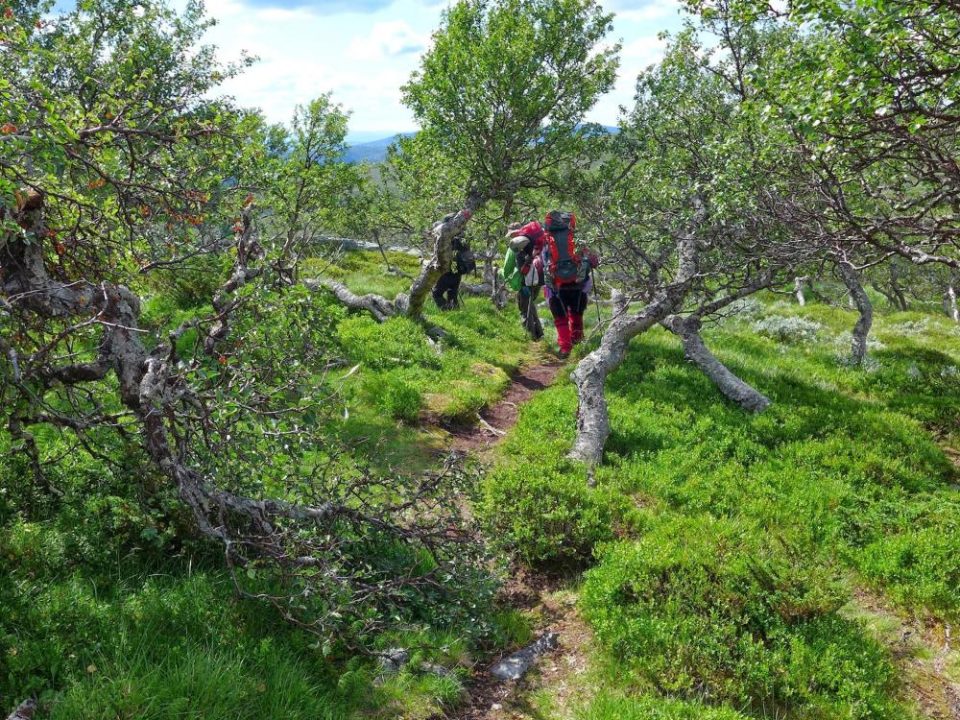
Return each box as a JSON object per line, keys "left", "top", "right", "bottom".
{"left": 847, "top": 588, "right": 960, "bottom": 719}
{"left": 438, "top": 358, "right": 595, "bottom": 720}
{"left": 452, "top": 570, "right": 594, "bottom": 720}
{"left": 447, "top": 359, "right": 566, "bottom": 454}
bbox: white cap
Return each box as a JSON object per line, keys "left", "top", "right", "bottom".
{"left": 509, "top": 234, "right": 531, "bottom": 251}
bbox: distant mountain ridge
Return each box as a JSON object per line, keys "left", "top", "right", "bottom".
{"left": 342, "top": 133, "right": 416, "bottom": 164}
{"left": 342, "top": 125, "right": 618, "bottom": 164}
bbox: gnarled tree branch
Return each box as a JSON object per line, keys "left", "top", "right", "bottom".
{"left": 569, "top": 201, "right": 704, "bottom": 472}
{"left": 304, "top": 190, "right": 486, "bottom": 323}
{"left": 663, "top": 315, "right": 770, "bottom": 412}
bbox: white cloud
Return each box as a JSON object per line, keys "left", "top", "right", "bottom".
{"left": 621, "top": 33, "right": 668, "bottom": 64}
{"left": 345, "top": 20, "right": 429, "bottom": 62}
{"left": 586, "top": 34, "right": 668, "bottom": 124}
{"left": 615, "top": 0, "right": 682, "bottom": 23}
{"left": 198, "top": 0, "right": 682, "bottom": 133}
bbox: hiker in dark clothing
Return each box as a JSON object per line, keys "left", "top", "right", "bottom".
{"left": 432, "top": 230, "right": 476, "bottom": 310}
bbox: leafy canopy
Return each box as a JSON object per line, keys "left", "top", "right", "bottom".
{"left": 402, "top": 0, "right": 619, "bottom": 198}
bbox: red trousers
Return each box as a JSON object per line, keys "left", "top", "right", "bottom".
{"left": 549, "top": 287, "right": 587, "bottom": 353}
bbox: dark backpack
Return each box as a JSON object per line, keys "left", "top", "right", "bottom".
{"left": 544, "top": 211, "right": 582, "bottom": 288}
{"left": 454, "top": 236, "right": 477, "bottom": 275}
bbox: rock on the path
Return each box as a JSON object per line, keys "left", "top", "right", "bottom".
{"left": 490, "top": 632, "right": 559, "bottom": 681}
{"left": 5, "top": 699, "right": 37, "bottom": 720}
{"left": 378, "top": 647, "right": 410, "bottom": 675}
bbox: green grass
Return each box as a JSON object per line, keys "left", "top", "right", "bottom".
{"left": 579, "top": 694, "right": 751, "bottom": 720}
{"left": 481, "top": 299, "right": 960, "bottom": 719}
{"left": 0, "top": 553, "right": 478, "bottom": 719}
{"left": 312, "top": 250, "right": 538, "bottom": 469}
{"left": 0, "top": 249, "right": 545, "bottom": 719}
{"left": 302, "top": 250, "right": 424, "bottom": 300}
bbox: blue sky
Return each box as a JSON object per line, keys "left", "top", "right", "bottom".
{"left": 199, "top": 0, "right": 685, "bottom": 140}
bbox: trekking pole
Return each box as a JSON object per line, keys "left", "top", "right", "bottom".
{"left": 593, "top": 268, "right": 603, "bottom": 327}
{"left": 524, "top": 286, "right": 535, "bottom": 336}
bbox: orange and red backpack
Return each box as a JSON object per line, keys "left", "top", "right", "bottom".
{"left": 544, "top": 211, "right": 583, "bottom": 288}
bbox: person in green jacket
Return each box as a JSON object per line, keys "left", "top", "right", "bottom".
{"left": 502, "top": 223, "right": 545, "bottom": 340}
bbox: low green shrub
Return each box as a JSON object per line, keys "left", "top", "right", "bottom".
{"left": 337, "top": 315, "right": 441, "bottom": 371}
{"left": 581, "top": 518, "right": 901, "bottom": 717}
{"left": 479, "top": 464, "right": 619, "bottom": 569}
{"left": 858, "top": 527, "right": 960, "bottom": 619}
{"left": 579, "top": 694, "right": 750, "bottom": 720}
{"left": 367, "top": 370, "right": 423, "bottom": 422}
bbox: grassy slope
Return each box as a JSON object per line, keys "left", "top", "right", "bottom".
{"left": 0, "top": 250, "right": 539, "bottom": 719}
{"left": 7, "top": 251, "right": 959, "bottom": 719}
{"left": 481, "top": 298, "right": 960, "bottom": 719}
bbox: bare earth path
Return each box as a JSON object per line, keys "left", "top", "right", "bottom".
{"left": 436, "top": 358, "right": 596, "bottom": 720}
{"left": 448, "top": 358, "right": 565, "bottom": 454}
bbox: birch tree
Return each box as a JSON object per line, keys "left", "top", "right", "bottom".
{"left": 321, "top": 0, "right": 619, "bottom": 321}
{"left": 568, "top": 27, "right": 816, "bottom": 470}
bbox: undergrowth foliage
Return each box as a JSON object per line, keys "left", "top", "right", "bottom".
{"left": 0, "top": 249, "right": 534, "bottom": 717}
{"left": 481, "top": 301, "right": 960, "bottom": 719}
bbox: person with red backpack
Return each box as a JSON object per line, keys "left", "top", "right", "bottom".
{"left": 540, "top": 210, "right": 598, "bottom": 358}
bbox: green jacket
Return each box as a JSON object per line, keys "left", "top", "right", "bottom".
{"left": 501, "top": 247, "right": 522, "bottom": 291}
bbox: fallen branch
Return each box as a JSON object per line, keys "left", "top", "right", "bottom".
{"left": 477, "top": 414, "right": 506, "bottom": 437}
{"left": 305, "top": 278, "right": 396, "bottom": 323}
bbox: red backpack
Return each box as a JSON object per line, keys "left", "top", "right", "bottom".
{"left": 544, "top": 211, "right": 582, "bottom": 288}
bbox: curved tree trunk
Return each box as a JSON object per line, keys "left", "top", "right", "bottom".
{"left": 569, "top": 228, "right": 700, "bottom": 472}
{"left": 888, "top": 263, "right": 908, "bottom": 311}
{"left": 663, "top": 316, "right": 770, "bottom": 412}
{"left": 837, "top": 260, "right": 873, "bottom": 365}
{"left": 307, "top": 192, "right": 485, "bottom": 322}
{"left": 401, "top": 190, "right": 485, "bottom": 318}
{"left": 569, "top": 305, "right": 666, "bottom": 472}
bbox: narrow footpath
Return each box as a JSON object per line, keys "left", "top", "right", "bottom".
{"left": 439, "top": 357, "right": 597, "bottom": 720}
{"left": 448, "top": 358, "right": 564, "bottom": 454}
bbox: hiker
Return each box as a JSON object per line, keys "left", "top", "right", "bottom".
{"left": 540, "top": 210, "right": 598, "bottom": 358}
{"left": 432, "top": 220, "right": 476, "bottom": 310}
{"left": 503, "top": 220, "right": 548, "bottom": 340}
